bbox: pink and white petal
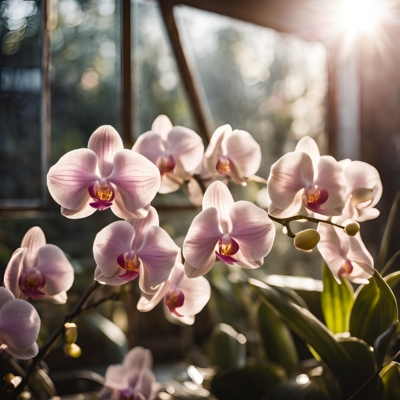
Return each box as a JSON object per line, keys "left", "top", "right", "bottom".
{"left": 167, "top": 127, "right": 204, "bottom": 175}
{"left": 346, "top": 264, "right": 373, "bottom": 284}
{"left": 0, "top": 299, "right": 40, "bottom": 357}
{"left": 104, "top": 364, "right": 130, "bottom": 390}
{"left": 111, "top": 193, "right": 151, "bottom": 219}
{"left": 61, "top": 198, "right": 97, "bottom": 219}
{"left": 184, "top": 258, "right": 215, "bottom": 278}
{"left": 229, "top": 160, "right": 247, "bottom": 186}
{"left": 158, "top": 174, "right": 182, "bottom": 194}
{"left": 174, "top": 313, "right": 195, "bottom": 325}
{"left": 21, "top": 227, "right": 46, "bottom": 268}
{"left": 47, "top": 149, "right": 99, "bottom": 210}
{"left": 88, "top": 125, "right": 124, "bottom": 177}
{"left": 36, "top": 245, "right": 74, "bottom": 296}
{"left": 347, "top": 234, "right": 375, "bottom": 275}
{"left": 137, "top": 226, "right": 180, "bottom": 293}
{"left": 183, "top": 207, "right": 222, "bottom": 271}
{"left": 268, "top": 151, "right": 314, "bottom": 211}
{"left": 132, "top": 132, "right": 165, "bottom": 164}
{"left": 203, "top": 181, "right": 234, "bottom": 233}
{"left": 136, "top": 369, "right": 159, "bottom": 400}
{"left": 0, "top": 287, "right": 15, "bottom": 310}
{"left": 93, "top": 221, "right": 134, "bottom": 277}
{"left": 137, "top": 282, "right": 171, "bottom": 312}
{"left": 123, "top": 346, "right": 153, "bottom": 370}
{"left": 45, "top": 291, "right": 67, "bottom": 304}
{"left": 188, "top": 177, "right": 203, "bottom": 206}
{"left": 332, "top": 198, "right": 358, "bottom": 225}
{"left": 234, "top": 252, "right": 264, "bottom": 269}
{"left": 267, "top": 190, "right": 304, "bottom": 218}
{"left": 204, "top": 125, "right": 231, "bottom": 174}
{"left": 230, "top": 201, "right": 275, "bottom": 261}
{"left": 127, "top": 207, "right": 159, "bottom": 251}
{"left": 225, "top": 130, "right": 261, "bottom": 178}
{"left": 295, "top": 136, "right": 320, "bottom": 170}
{"left": 94, "top": 267, "right": 126, "bottom": 286}
{"left": 178, "top": 275, "right": 211, "bottom": 316}
{"left": 6, "top": 342, "right": 39, "bottom": 360}
{"left": 151, "top": 114, "right": 173, "bottom": 140}
{"left": 4, "top": 248, "right": 26, "bottom": 299}
{"left": 357, "top": 207, "right": 380, "bottom": 222}
{"left": 108, "top": 150, "right": 161, "bottom": 212}
{"left": 314, "top": 156, "right": 346, "bottom": 214}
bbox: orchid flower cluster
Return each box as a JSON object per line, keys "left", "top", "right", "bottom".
{"left": 1, "top": 113, "right": 387, "bottom": 399}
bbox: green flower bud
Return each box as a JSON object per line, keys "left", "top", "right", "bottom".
{"left": 64, "top": 343, "right": 82, "bottom": 358}
{"left": 294, "top": 229, "right": 320, "bottom": 252}
{"left": 64, "top": 322, "right": 78, "bottom": 344}
{"left": 344, "top": 221, "right": 360, "bottom": 236}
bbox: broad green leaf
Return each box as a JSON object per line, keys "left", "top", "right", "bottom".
{"left": 211, "top": 363, "right": 285, "bottom": 400}
{"left": 374, "top": 321, "right": 399, "bottom": 367}
{"left": 350, "top": 271, "right": 398, "bottom": 346}
{"left": 384, "top": 270, "right": 400, "bottom": 290}
{"left": 321, "top": 263, "right": 354, "bottom": 333}
{"left": 210, "top": 323, "right": 246, "bottom": 370}
{"left": 380, "top": 362, "right": 400, "bottom": 400}
{"left": 250, "top": 278, "right": 363, "bottom": 397}
{"left": 258, "top": 302, "right": 299, "bottom": 375}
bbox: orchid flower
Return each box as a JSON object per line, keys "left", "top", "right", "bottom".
{"left": 137, "top": 260, "right": 211, "bottom": 325}
{"left": 202, "top": 124, "right": 263, "bottom": 185}
{"left": 183, "top": 181, "right": 275, "bottom": 278}
{"left": 317, "top": 223, "right": 374, "bottom": 284}
{"left": 267, "top": 136, "right": 346, "bottom": 218}
{"left": 98, "top": 346, "right": 160, "bottom": 400}
{"left": 4, "top": 227, "right": 74, "bottom": 304}
{"left": 335, "top": 159, "right": 382, "bottom": 223}
{"left": 94, "top": 207, "right": 180, "bottom": 294}
{"left": 0, "top": 287, "right": 40, "bottom": 359}
{"left": 132, "top": 115, "right": 204, "bottom": 194}
{"left": 47, "top": 125, "right": 160, "bottom": 219}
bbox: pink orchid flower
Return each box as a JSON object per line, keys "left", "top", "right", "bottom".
{"left": 317, "top": 223, "right": 374, "bottom": 284}
{"left": 137, "top": 261, "right": 211, "bottom": 325}
{"left": 132, "top": 115, "right": 204, "bottom": 194}
{"left": 0, "top": 287, "right": 40, "bottom": 359}
{"left": 94, "top": 207, "right": 180, "bottom": 294}
{"left": 98, "top": 346, "right": 160, "bottom": 400}
{"left": 47, "top": 125, "right": 160, "bottom": 219}
{"left": 202, "top": 124, "right": 263, "bottom": 185}
{"left": 183, "top": 181, "right": 275, "bottom": 278}
{"left": 4, "top": 227, "right": 74, "bottom": 304}
{"left": 335, "top": 159, "right": 382, "bottom": 223}
{"left": 267, "top": 136, "right": 346, "bottom": 218}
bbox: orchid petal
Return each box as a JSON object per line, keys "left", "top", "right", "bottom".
{"left": 234, "top": 251, "right": 264, "bottom": 269}
{"left": 137, "top": 226, "right": 179, "bottom": 294}
{"left": 6, "top": 342, "right": 39, "bottom": 360}
{"left": 61, "top": 200, "right": 97, "bottom": 219}
{"left": 46, "top": 291, "right": 68, "bottom": 304}
{"left": 21, "top": 227, "right": 46, "bottom": 268}
{"left": 268, "top": 151, "right": 313, "bottom": 213}
{"left": 225, "top": 129, "right": 261, "bottom": 178}
{"left": 47, "top": 149, "right": 99, "bottom": 211}
{"left": 123, "top": 346, "right": 153, "bottom": 370}
{"left": 88, "top": 125, "right": 124, "bottom": 177}
{"left": 187, "top": 177, "right": 203, "bottom": 206}
{"left": 108, "top": 150, "right": 160, "bottom": 213}
{"left": 94, "top": 267, "right": 126, "bottom": 286}
{"left": 268, "top": 190, "right": 304, "bottom": 218}
{"left": 127, "top": 207, "right": 159, "bottom": 251}
{"left": 132, "top": 132, "right": 165, "bottom": 164}
{"left": 4, "top": 248, "right": 26, "bottom": 299}
{"left": 183, "top": 207, "right": 222, "bottom": 277}
{"left": 347, "top": 234, "right": 375, "bottom": 275}
{"left": 204, "top": 125, "right": 231, "bottom": 174}
{"left": 178, "top": 274, "right": 210, "bottom": 316}
{"left": 295, "top": 136, "right": 320, "bottom": 170}
{"left": 36, "top": 245, "right": 74, "bottom": 296}
{"left": 137, "top": 282, "right": 171, "bottom": 312}
{"left": 94, "top": 221, "right": 134, "bottom": 278}
{"left": 0, "top": 287, "right": 15, "bottom": 309}
{"left": 151, "top": 114, "right": 173, "bottom": 140}
{"left": 111, "top": 194, "right": 151, "bottom": 219}
{"left": 104, "top": 364, "right": 130, "bottom": 390}
{"left": 357, "top": 208, "right": 380, "bottom": 222}
{"left": 158, "top": 174, "right": 182, "bottom": 194}
{"left": 203, "top": 181, "right": 234, "bottom": 233}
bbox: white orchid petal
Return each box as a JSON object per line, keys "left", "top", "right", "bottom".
{"left": 20, "top": 227, "right": 46, "bottom": 268}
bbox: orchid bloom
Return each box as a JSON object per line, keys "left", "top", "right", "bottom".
{"left": 0, "top": 287, "right": 40, "bottom": 359}
{"left": 132, "top": 115, "right": 204, "bottom": 194}
{"left": 47, "top": 125, "right": 160, "bottom": 219}
{"left": 98, "top": 347, "right": 160, "bottom": 400}
{"left": 317, "top": 223, "right": 374, "bottom": 284}
{"left": 94, "top": 207, "right": 180, "bottom": 294}
{"left": 335, "top": 159, "right": 382, "bottom": 223}
{"left": 183, "top": 181, "right": 275, "bottom": 278}
{"left": 267, "top": 136, "right": 346, "bottom": 218}
{"left": 137, "top": 261, "right": 211, "bottom": 325}
{"left": 202, "top": 124, "right": 263, "bottom": 185}
{"left": 4, "top": 227, "right": 74, "bottom": 304}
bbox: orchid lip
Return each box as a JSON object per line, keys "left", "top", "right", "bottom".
{"left": 19, "top": 267, "right": 46, "bottom": 298}
{"left": 338, "top": 259, "right": 353, "bottom": 277}
{"left": 216, "top": 252, "right": 238, "bottom": 265}
{"left": 164, "top": 288, "right": 185, "bottom": 317}
{"left": 156, "top": 152, "right": 176, "bottom": 175}
{"left": 302, "top": 184, "right": 329, "bottom": 213}
{"left": 88, "top": 180, "right": 115, "bottom": 210}
{"left": 216, "top": 155, "right": 232, "bottom": 174}
{"left": 117, "top": 252, "right": 140, "bottom": 281}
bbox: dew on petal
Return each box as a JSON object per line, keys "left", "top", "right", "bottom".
{"left": 156, "top": 152, "right": 176, "bottom": 175}
{"left": 88, "top": 178, "right": 115, "bottom": 210}
{"left": 216, "top": 155, "right": 231, "bottom": 174}
{"left": 19, "top": 268, "right": 46, "bottom": 298}
{"left": 338, "top": 259, "right": 353, "bottom": 277}
{"left": 164, "top": 287, "right": 185, "bottom": 317}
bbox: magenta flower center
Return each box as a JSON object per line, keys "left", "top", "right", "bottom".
{"left": 117, "top": 252, "right": 140, "bottom": 281}
{"left": 302, "top": 184, "right": 329, "bottom": 213}
{"left": 164, "top": 287, "right": 185, "bottom": 317}
{"left": 88, "top": 178, "right": 115, "bottom": 211}
{"left": 119, "top": 387, "right": 136, "bottom": 400}
{"left": 338, "top": 259, "right": 353, "bottom": 277}
{"left": 215, "top": 234, "right": 239, "bottom": 265}
{"left": 216, "top": 155, "right": 231, "bottom": 174}
{"left": 156, "top": 152, "right": 176, "bottom": 175}
{"left": 19, "top": 268, "right": 46, "bottom": 298}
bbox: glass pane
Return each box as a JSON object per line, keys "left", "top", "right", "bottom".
{"left": 0, "top": 0, "right": 45, "bottom": 206}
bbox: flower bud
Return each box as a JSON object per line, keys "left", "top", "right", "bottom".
{"left": 344, "top": 221, "right": 360, "bottom": 236}
{"left": 64, "top": 343, "right": 82, "bottom": 358}
{"left": 64, "top": 322, "right": 78, "bottom": 344}
{"left": 294, "top": 229, "right": 320, "bottom": 252}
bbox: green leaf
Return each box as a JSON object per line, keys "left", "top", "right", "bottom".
{"left": 258, "top": 302, "right": 299, "bottom": 375}
{"left": 380, "top": 362, "right": 400, "bottom": 400}
{"left": 250, "top": 278, "right": 364, "bottom": 397}
{"left": 210, "top": 323, "right": 246, "bottom": 370}
{"left": 374, "top": 321, "right": 399, "bottom": 367}
{"left": 321, "top": 263, "right": 354, "bottom": 334}
{"left": 349, "top": 271, "right": 398, "bottom": 346}
{"left": 384, "top": 270, "right": 400, "bottom": 290}
{"left": 211, "top": 363, "right": 286, "bottom": 400}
